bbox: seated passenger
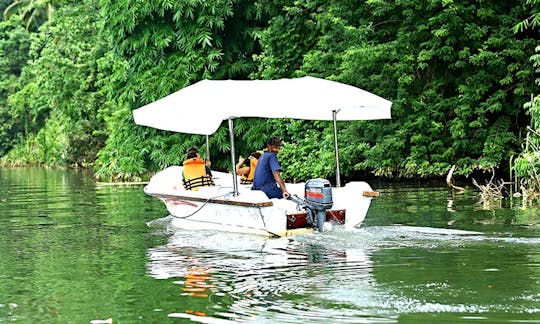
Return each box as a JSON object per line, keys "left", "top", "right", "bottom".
{"left": 182, "top": 147, "right": 214, "bottom": 190}
{"left": 235, "top": 151, "right": 261, "bottom": 184}
{"left": 252, "top": 136, "right": 290, "bottom": 199}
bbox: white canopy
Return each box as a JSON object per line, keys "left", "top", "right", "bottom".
{"left": 132, "top": 76, "right": 392, "bottom": 135}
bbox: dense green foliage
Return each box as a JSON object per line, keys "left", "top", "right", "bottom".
{"left": 3, "top": 0, "right": 57, "bottom": 31}
{"left": 258, "top": 0, "right": 538, "bottom": 179}
{"left": 1, "top": 0, "right": 107, "bottom": 166}
{"left": 511, "top": 0, "right": 540, "bottom": 193}
{"left": 0, "top": 0, "right": 13, "bottom": 22}
{"left": 0, "top": 17, "right": 30, "bottom": 153}
{"left": 0, "top": 0, "right": 538, "bottom": 183}
{"left": 91, "top": 0, "right": 271, "bottom": 180}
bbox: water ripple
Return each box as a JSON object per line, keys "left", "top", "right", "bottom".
{"left": 146, "top": 226, "right": 540, "bottom": 322}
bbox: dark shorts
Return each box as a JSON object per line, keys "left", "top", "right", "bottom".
{"left": 254, "top": 182, "right": 283, "bottom": 199}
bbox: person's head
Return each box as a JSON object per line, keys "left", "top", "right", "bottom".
{"left": 266, "top": 136, "right": 283, "bottom": 152}
{"left": 250, "top": 152, "right": 262, "bottom": 159}
{"left": 186, "top": 146, "right": 200, "bottom": 159}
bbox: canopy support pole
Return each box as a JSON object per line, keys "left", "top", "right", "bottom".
{"left": 228, "top": 118, "right": 239, "bottom": 196}
{"left": 205, "top": 135, "right": 210, "bottom": 162}
{"left": 333, "top": 110, "right": 341, "bottom": 187}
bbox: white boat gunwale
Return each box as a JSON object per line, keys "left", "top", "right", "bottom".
{"left": 149, "top": 192, "right": 274, "bottom": 208}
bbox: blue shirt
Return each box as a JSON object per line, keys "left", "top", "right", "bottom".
{"left": 252, "top": 151, "right": 283, "bottom": 198}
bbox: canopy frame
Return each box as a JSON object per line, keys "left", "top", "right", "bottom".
{"left": 220, "top": 112, "right": 343, "bottom": 196}
{"left": 333, "top": 110, "right": 341, "bottom": 187}
{"left": 228, "top": 118, "right": 239, "bottom": 196}
{"left": 132, "top": 77, "right": 392, "bottom": 194}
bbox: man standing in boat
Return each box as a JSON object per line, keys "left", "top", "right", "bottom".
{"left": 252, "top": 136, "right": 291, "bottom": 199}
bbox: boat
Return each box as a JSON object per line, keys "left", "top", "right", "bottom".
{"left": 144, "top": 167, "right": 378, "bottom": 236}
{"left": 133, "top": 77, "right": 392, "bottom": 237}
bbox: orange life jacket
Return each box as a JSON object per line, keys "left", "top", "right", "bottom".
{"left": 182, "top": 158, "right": 214, "bottom": 190}
{"left": 240, "top": 157, "right": 258, "bottom": 184}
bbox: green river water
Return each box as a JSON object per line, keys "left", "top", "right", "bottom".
{"left": 0, "top": 167, "right": 539, "bottom": 323}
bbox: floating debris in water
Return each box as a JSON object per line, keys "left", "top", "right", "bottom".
{"left": 90, "top": 318, "right": 112, "bottom": 324}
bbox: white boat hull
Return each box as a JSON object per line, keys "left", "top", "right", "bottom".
{"left": 145, "top": 166, "right": 375, "bottom": 237}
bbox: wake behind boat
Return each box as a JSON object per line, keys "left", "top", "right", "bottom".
{"left": 133, "top": 77, "right": 392, "bottom": 236}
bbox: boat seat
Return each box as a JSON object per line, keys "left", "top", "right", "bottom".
{"left": 183, "top": 175, "right": 215, "bottom": 191}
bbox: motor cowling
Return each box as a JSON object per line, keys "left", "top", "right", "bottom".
{"left": 304, "top": 178, "right": 333, "bottom": 231}
{"left": 305, "top": 178, "right": 333, "bottom": 207}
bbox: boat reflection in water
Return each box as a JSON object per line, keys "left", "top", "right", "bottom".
{"left": 145, "top": 229, "right": 374, "bottom": 322}
{"left": 180, "top": 265, "right": 214, "bottom": 318}
{"left": 182, "top": 266, "right": 214, "bottom": 299}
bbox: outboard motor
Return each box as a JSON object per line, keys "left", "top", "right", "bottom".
{"left": 291, "top": 178, "right": 333, "bottom": 232}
